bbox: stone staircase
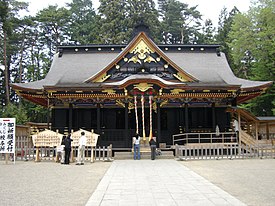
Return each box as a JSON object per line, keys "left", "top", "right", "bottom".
{"left": 114, "top": 150, "right": 175, "bottom": 160}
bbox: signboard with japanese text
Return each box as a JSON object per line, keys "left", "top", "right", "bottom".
{"left": 0, "top": 118, "right": 16, "bottom": 153}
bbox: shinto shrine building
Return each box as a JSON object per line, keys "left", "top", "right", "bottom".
{"left": 11, "top": 27, "right": 272, "bottom": 149}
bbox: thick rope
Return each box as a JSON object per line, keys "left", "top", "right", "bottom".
{"left": 134, "top": 96, "right": 138, "bottom": 134}
{"left": 149, "top": 96, "right": 153, "bottom": 139}
{"left": 141, "top": 95, "right": 146, "bottom": 140}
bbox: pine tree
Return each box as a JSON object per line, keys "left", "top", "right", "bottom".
{"left": 158, "top": 0, "right": 202, "bottom": 44}
{"left": 67, "top": 0, "right": 100, "bottom": 44}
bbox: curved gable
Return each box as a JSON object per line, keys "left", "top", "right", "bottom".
{"left": 85, "top": 32, "right": 197, "bottom": 83}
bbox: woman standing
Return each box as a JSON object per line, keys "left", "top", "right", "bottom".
{"left": 133, "top": 133, "right": 141, "bottom": 160}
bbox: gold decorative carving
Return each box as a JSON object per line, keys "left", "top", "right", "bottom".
{"left": 152, "top": 102, "right": 157, "bottom": 112}
{"left": 171, "top": 89, "right": 185, "bottom": 94}
{"left": 128, "top": 39, "right": 156, "bottom": 64}
{"left": 128, "top": 101, "right": 134, "bottom": 111}
{"left": 144, "top": 56, "right": 156, "bottom": 63}
{"left": 94, "top": 73, "right": 111, "bottom": 82}
{"left": 160, "top": 99, "right": 168, "bottom": 107}
{"left": 95, "top": 73, "right": 111, "bottom": 82}
{"left": 102, "top": 89, "right": 116, "bottom": 94}
{"left": 128, "top": 55, "right": 141, "bottom": 64}
{"left": 159, "top": 88, "right": 163, "bottom": 95}
{"left": 134, "top": 83, "right": 153, "bottom": 92}
{"left": 116, "top": 99, "right": 125, "bottom": 108}
{"left": 173, "top": 72, "right": 188, "bottom": 82}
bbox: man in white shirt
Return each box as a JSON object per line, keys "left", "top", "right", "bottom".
{"left": 76, "top": 131, "right": 87, "bottom": 165}
{"left": 232, "top": 119, "right": 239, "bottom": 143}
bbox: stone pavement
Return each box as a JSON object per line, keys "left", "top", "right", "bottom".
{"left": 86, "top": 160, "right": 245, "bottom": 206}
{"left": 181, "top": 159, "right": 275, "bottom": 206}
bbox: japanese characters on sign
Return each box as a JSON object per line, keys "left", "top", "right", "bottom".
{"left": 0, "top": 118, "right": 16, "bottom": 153}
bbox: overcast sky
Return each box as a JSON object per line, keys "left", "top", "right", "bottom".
{"left": 21, "top": 0, "right": 252, "bottom": 27}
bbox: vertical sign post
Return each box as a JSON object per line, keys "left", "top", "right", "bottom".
{"left": 0, "top": 118, "right": 16, "bottom": 164}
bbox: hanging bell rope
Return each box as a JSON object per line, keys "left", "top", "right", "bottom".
{"left": 134, "top": 96, "right": 138, "bottom": 134}
{"left": 149, "top": 95, "right": 153, "bottom": 140}
{"left": 141, "top": 95, "right": 146, "bottom": 140}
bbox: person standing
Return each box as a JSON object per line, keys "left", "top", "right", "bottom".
{"left": 133, "top": 133, "right": 141, "bottom": 160}
{"left": 76, "top": 131, "right": 87, "bottom": 165}
{"left": 149, "top": 137, "right": 157, "bottom": 160}
{"left": 233, "top": 118, "right": 239, "bottom": 143}
{"left": 64, "top": 134, "right": 73, "bottom": 164}
{"left": 60, "top": 135, "right": 66, "bottom": 164}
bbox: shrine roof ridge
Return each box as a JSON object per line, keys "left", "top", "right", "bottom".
{"left": 58, "top": 44, "right": 220, "bottom": 54}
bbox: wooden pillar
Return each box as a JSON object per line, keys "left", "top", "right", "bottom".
{"left": 125, "top": 101, "right": 129, "bottom": 147}
{"left": 266, "top": 123, "right": 270, "bottom": 140}
{"left": 68, "top": 103, "right": 73, "bottom": 132}
{"left": 90, "top": 147, "right": 94, "bottom": 163}
{"left": 184, "top": 103, "right": 189, "bottom": 133}
{"left": 238, "top": 111, "right": 241, "bottom": 154}
{"left": 256, "top": 121, "right": 259, "bottom": 142}
{"left": 238, "top": 111, "right": 241, "bottom": 132}
{"left": 212, "top": 103, "right": 216, "bottom": 131}
{"left": 247, "top": 121, "right": 251, "bottom": 134}
{"left": 47, "top": 98, "right": 51, "bottom": 129}
{"left": 75, "top": 108, "right": 79, "bottom": 129}
{"left": 97, "top": 103, "right": 101, "bottom": 134}
{"left": 157, "top": 101, "right": 161, "bottom": 143}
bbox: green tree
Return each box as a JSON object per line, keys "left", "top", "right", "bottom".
{"left": 1, "top": 103, "right": 29, "bottom": 124}
{"left": 216, "top": 6, "right": 240, "bottom": 70}
{"left": 198, "top": 19, "right": 216, "bottom": 44}
{"left": 126, "top": 0, "right": 161, "bottom": 42}
{"left": 0, "top": 0, "right": 28, "bottom": 105}
{"left": 36, "top": 5, "right": 70, "bottom": 58}
{"left": 67, "top": 0, "right": 100, "bottom": 44}
{"left": 228, "top": 0, "right": 275, "bottom": 115}
{"left": 228, "top": 13, "right": 255, "bottom": 78}
{"left": 159, "top": 0, "right": 202, "bottom": 44}
{"left": 98, "top": 0, "right": 160, "bottom": 44}
{"left": 98, "top": 0, "right": 129, "bottom": 44}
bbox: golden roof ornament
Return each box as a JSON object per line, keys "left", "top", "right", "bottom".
{"left": 134, "top": 83, "right": 153, "bottom": 92}
{"left": 128, "top": 39, "right": 156, "bottom": 64}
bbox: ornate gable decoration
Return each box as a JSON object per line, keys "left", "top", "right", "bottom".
{"left": 128, "top": 38, "right": 156, "bottom": 64}
{"left": 86, "top": 32, "right": 197, "bottom": 84}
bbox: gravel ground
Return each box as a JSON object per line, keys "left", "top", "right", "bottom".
{"left": 1, "top": 159, "right": 275, "bottom": 206}
{"left": 0, "top": 161, "right": 111, "bottom": 206}
{"left": 180, "top": 158, "right": 275, "bottom": 206}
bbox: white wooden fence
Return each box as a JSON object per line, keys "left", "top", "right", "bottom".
{"left": 0, "top": 136, "right": 112, "bottom": 162}
{"left": 175, "top": 143, "right": 275, "bottom": 160}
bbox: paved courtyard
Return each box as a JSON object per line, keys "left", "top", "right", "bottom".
{"left": 180, "top": 159, "right": 275, "bottom": 206}
{"left": 0, "top": 158, "right": 275, "bottom": 205}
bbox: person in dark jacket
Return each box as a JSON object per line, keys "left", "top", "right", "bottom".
{"left": 149, "top": 137, "right": 157, "bottom": 160}
{"left": 64, "top": 134, "right": 73, "bottom": 164}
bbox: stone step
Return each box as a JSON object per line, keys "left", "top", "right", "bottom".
{"left": 114, "top": 151, "right": 174, "bottom": 160}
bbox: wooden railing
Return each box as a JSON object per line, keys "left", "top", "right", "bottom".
{"left": 175, "top": 143, "right": 238, "bottom": 160}
{"left": 0, "top": 136, "right": 113, "bottom": 162}
{"left": 175, "top": 143, "right": 275, "bottom": 160}
{"left": 173, "top": 132, "right": 238, "bottom": 145}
